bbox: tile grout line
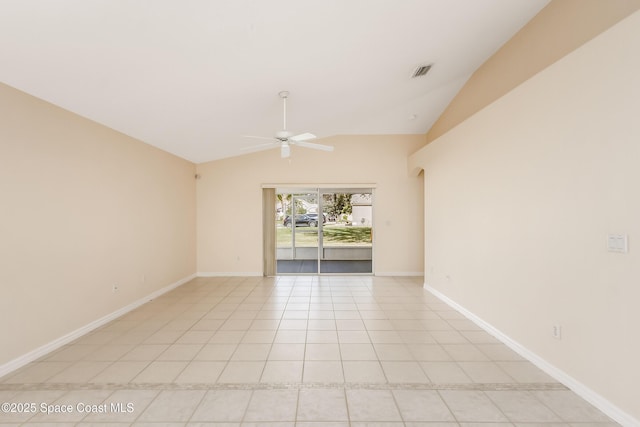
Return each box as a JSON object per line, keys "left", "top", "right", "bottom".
{"left": 4, "top": 277, "right": 613, "bottom": 427}
{"left": 0, "top": 381, "right": 568, "bottom": 392}
{"left": 478, "top": 388, "right": 513, "bottom": 425}
{"left": 388, "top": 385, "right": 407, "bottom": 425}
{"left": 436, "top": 388, "right": 462, "bottom": 426}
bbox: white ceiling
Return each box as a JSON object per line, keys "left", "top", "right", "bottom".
{"left": 0, "top": 0, "right": 548, "bottom": 163}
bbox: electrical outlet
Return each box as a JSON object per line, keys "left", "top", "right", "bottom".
{"left": 552, "top": 324, "right": 562, "bottom": 339}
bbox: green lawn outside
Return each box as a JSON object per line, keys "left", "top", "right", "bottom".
{"left": 277, "top": 224, "right": 372, "bottom": 247}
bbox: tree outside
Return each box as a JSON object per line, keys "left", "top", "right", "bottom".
{"left": 276, "top": 192, "right": 372, "bottom": 247}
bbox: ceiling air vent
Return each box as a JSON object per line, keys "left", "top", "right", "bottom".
{"left": 411, "top": 64, "right": 432, "bottom": 78}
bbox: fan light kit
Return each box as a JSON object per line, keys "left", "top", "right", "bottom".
{"left": 242, "top": 91, "right": 334, "bottom": 158}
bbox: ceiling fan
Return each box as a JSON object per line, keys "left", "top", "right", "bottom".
{"left": 242, "top": 91, "right": 334, "bottom": 158}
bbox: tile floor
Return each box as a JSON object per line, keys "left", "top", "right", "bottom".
{"left": 0, "top": 276, "right": 618, "bottom": 426}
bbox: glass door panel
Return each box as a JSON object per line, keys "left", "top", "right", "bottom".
{"left": 319, "top": 191, "right": 373, "bottom": 274}
{"left": 276, "top": 192, "right": 293, "bottom": 262}
{"left": 292, "top": 193, "right": 319, "bottom": 273}
{"left": 276, "top": 191, "right": 319, "bottom": 274}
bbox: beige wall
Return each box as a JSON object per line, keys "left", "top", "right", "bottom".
{"left": 426, "top": 0, "right": 640, "bottom": 143}
{"left": 197, "top": 135, "right": 424, "bottom": 276}
{"left": 410, "top": 11, "right": 640, "bottom": 423}
{"left": 0, "top": 83, "right": 197, "bottom": 367}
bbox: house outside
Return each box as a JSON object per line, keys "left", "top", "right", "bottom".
{"left": 351, "top": 193, "right": 372, "bottom": 226}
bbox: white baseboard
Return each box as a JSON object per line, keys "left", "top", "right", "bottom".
{"left": 0, "top": 273, "right": 196, "bottom": 379}
{"left": 197, "top": 272, "right": 263, "bottom": 277}
{"left": 196, "top": 272, "right": 423, "bottom": 277}
{"left": 375, "top": 271, "right": 424, "bottom": 277}
{"left": 424, "top": 283, "right": 639, "bottom": 427}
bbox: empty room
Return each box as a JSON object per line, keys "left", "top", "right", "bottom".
{"left": 1, "top": 1, "right": 639, "bottom": 426}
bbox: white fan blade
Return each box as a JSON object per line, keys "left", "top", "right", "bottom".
{"left": 290, "top": 132, "right": 316, "bottom": 142}
{"left": 240, "top": 142, "right": 279, "bottom": 153}
{"left": 291, "top": 140, "right": 334, "bottom": 152}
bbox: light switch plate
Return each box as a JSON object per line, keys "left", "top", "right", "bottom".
{"left": 607, "top": 234, "right": 628, "bottom": 253}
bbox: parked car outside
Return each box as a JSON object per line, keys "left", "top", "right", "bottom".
{"left": 283, "top": 214, "right": 318, "bottom": 227}
{"left": 306, "top": 213, "right": 327, "bottom": 224}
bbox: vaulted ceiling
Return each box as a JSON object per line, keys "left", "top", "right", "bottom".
{"left": 0, "top": 0, "right": 548, "bottom": 163}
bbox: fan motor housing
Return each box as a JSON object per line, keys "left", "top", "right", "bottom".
{"left": 276, "top": 130, "right": 292, "bottom": 140}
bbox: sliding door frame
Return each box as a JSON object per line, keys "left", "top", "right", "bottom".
{"left": 263, "top": 184, "right": 376, "bottom": 276}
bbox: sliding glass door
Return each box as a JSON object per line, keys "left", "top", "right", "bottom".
{"left": 319, "top": 190, "right": 373, "bottom": 274}
{"left": 276, "top": 191, "right": 319, "bottom": 273}
{"left": 274, "top": 188, "right": 373, "bottom": 275}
